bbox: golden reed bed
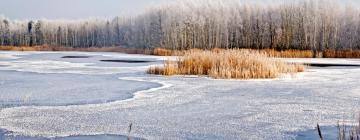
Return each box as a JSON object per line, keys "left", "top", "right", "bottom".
{"left": 148, "top": 49, "right": 304, "bottom": 79}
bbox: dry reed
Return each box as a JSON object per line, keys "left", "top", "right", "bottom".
{"left": 153, "top": 48, "right": 175, "bottom": 56}
{"left": 4, "top": 46, "right": 360, "bottom": 58}
{"left": 337, "top": 116, "right": 360, "bottom": 140}
{"left": 148, "top": 49, "right": 304, "bottom": 79}
{"left": 324, "top": 50, "right": 360, "bottom": 58}
{"left": 262, "top": 49, "right": 314, "bottom": 58}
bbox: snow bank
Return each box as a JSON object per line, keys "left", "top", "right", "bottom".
{"left": 0, "top": 51, "right": 29, "bottom": 59}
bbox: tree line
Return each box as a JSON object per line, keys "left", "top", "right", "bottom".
{"left": 0, "top": 18, "right": 128, "bottom": 47}
{"left": 1, "top": 0, "right": 360, "bottom": 51}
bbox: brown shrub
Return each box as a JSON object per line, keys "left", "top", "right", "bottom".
{"left": 262, "top": 49, "right": 314, "bottom": 58}
{"left": 148, "top": 49, "right": 304, "bottom": 79}
{"left": 323, "top": 50, "right": 360, "bottom": 58}
{"left": 153, "top": 48, "right": 174, "bottom": 56}
{"left": 263, "top": 49, "right": 360, "bottom": 58}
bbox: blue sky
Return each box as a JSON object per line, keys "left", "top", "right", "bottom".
{"left": 0, "top": 0, "right": 166, "bottom": 20}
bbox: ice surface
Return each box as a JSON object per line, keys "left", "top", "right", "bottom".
{"left": 0, "top": 51, "right": 360, "bottom": 139}
{"left": 0, "top": 71, "right": 160, "bottom": 107}
{"left": 0, "top": 52, "right": 165, "bottom": 75}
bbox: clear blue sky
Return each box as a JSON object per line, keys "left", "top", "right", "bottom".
{"left": 0, "top": 0, "right": 166, "bottom": 20}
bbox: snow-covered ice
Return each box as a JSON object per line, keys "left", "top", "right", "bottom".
{"left": 0, "top": 51, "right": 359, "bottom": 140}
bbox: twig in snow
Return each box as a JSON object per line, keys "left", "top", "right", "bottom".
{"left": 317, "top": 123, "right": 323, "bottom": 140}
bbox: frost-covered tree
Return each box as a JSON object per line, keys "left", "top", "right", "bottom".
{"left": 1, "top": 0, "right": 360, "bottom": 51}
{"left": 34, "top": 21, "right": 43, "bottom": 45}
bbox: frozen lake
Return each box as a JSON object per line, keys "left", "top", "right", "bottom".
{"left": 0, "top": 51, "right": 359, "bottom": 140}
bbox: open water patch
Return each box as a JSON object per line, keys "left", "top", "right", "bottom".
{"left": 304, "top": 63, "right": 360, "bottom": 67}
{"left": 100, "top": 60, "right": 154, "bottom": 63}
{"left": 61, "top": 56, "right": 92, "bottom": 59}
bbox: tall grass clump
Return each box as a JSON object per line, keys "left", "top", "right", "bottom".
{"left": 337, "top": 116, "right": 360, "bottom": 140}
{"left": 148, "top": 49, "right": 304, "bottom": 79}
{"left": 316, "top": 113, "right": 360, "bottom": 140}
